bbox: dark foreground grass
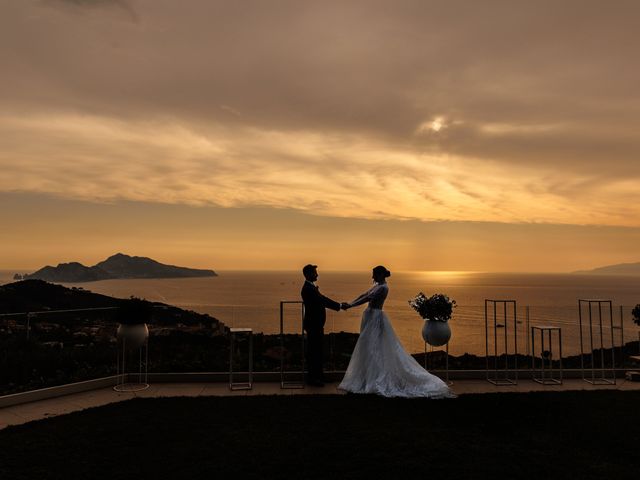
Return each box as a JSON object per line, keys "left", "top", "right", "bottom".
{"left": 1, "top": 391, "right": 639, "bottom": 480}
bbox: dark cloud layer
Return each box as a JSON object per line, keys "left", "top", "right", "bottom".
{"left": 1, "top": 1, "right": 639, "bottom": 225}
{"left": 42, "top": 0, "right": 139, "bottom": 22}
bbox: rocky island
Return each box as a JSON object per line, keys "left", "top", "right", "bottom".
{"left": 23, "top": 253, "right": 218, "bottom": 283}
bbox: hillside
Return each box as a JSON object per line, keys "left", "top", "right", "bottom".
{"left": 0, "top": 279, "right": 223, "bottom": 328}
{"left": 0, "top": 279, "right": 116, "bottom": 312}
{"left": 574, "top": 262, "right": 640, "bottom": 276}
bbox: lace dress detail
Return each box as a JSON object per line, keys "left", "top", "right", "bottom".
{"left": 338, "top": 283, "right": 454, "bottom": 399}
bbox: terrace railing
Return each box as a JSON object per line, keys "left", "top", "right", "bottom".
{"left": 1, "top": 304, "right": 639, "bottom": 397}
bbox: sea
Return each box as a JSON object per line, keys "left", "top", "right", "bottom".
{"left": 2, "top": 270, "right": 639, "bottom": 356}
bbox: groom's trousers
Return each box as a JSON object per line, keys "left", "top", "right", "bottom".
{"left": 306, "top": 326, "right": 324, "bottom": 382}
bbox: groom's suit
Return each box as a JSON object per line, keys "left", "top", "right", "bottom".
{"left": 301, "top": 281, "right": 341, "bottom": 383}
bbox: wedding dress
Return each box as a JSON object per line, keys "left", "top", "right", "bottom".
{"left": 338, "top": 282, "right": 454, "bottom": 398}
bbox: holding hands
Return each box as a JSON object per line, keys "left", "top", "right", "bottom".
{"left": 340, "top": 302, "right": 351, "bottom": 310}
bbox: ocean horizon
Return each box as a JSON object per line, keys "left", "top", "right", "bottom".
{"left": 2, "top": 270, "right": 639, "bottom": 357}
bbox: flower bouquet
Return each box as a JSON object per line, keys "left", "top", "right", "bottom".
{"left": 409, "top": 292, "right": 456, "bottom": 322}
{"left": 632, "top": 304, "right": 640, "bottom": 326}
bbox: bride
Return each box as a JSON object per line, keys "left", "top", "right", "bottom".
{"left": 338, "top": 266, "right": 454, "bottom": 398}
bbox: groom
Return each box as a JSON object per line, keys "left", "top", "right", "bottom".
{"left": 301, "top": 264, "right": 341, "bottom": 387}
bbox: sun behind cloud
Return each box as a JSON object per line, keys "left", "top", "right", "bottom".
{"left": 1, "top": 1, "right": 640, "bottom": 270}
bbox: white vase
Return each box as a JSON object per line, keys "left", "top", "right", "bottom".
{"left": 422, "top": 320, "right": 451, "bottom": 347}
{"left": 117, "top": 323, "right": 149, "bottom": 349}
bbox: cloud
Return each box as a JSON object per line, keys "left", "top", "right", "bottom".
{"left": 1, "top": 112, "right": 638, "bottom": 226}
{"left": 41, "top": 0, "right": 140, "bottom": 23}
{"left": 1, "top": 1, "right": 639, "bottom": 226}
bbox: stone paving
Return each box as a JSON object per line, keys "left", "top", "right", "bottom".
{"left": 2, "top": 378, "right": 639, "bottom": 430}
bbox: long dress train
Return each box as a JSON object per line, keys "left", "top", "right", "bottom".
{"left": 338, "top": 283, "right": 454, "bottom": 399}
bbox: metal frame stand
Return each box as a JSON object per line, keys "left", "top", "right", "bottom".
{"left": 229, "top": 328, "right": 253, "bottom": 390}
{"left": 424, "top": 341, "right": 452, "bottom": 385}
{"left": 578, "top": 299, "right": 617, "bottom": 385}
{"left": 279, "top": 301, "right": 305, "bottom": 389}
{"left": 531, "top": 326, "right": 563, "bottom": 385}
{"left": 114, "top": 336, "right": 149, "bottom": 392}
{"left": 485, "top": 299, "right": 518, "bottom": 385}
{"left": 618, "top": 306, "right": 626, "bottom": 360}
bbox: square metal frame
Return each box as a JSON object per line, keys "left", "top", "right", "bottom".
{"left": 578, "top": 299, "right": 617, "bottom": 385}
{"left": 114, "top": 335, "right": 149, "bottom": 392}
{"left": 229, "top": 327, "right": 253, "bottom": 390}
{"left": 485, "top": 299, "right": 518, "bottom": 385}
{"left": 531, "top": 326, "right": 563, "bottom": 385}
{"left": 424, "top": 341, "right": 452, "bottom": 385}
{"left": 280, "top": 301, "right": 305, "bottom": 389}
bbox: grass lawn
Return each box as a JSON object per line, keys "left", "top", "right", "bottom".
{"left": 1, "top": 391, "right": 639, "bottom": 479}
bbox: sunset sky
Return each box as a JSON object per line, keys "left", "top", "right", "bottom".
{"left": 1, "top": 0, "right": 640, "bottom": 272}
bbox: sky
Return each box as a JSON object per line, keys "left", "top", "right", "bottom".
{"left": 1, "top": 0, "right": 640, "bottom": 272}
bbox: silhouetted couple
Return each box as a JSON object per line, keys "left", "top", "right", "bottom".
{"left": 301, "top": 264, "right": 454, "bottom": 398}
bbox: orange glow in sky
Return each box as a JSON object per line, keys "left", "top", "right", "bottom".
{"left": 1, "top": 1, "right": 639, "bottom": 272}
